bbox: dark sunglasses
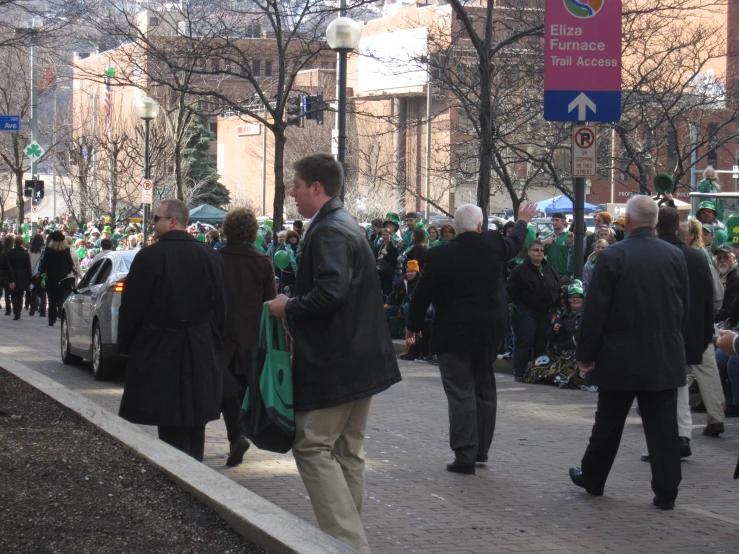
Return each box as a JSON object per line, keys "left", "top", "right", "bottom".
{"left": 153, "top": 214, "right": 175, "bottom": 223}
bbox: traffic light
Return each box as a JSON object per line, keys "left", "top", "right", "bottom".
{"left": 35, "top": 180, "right": 45, "bottom": 200}
{"left": 24, "top": 180, "right": 34, "bottom": 198}
{"left": 286, "top": 95, "right": 305, "bottom": 127}
{"left": 304, "top": 95, "right": 324, "bottom": 124}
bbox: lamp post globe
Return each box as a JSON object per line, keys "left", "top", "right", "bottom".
{"left": 326, "top": 17, "right": 361, "bottom": 52}
{"left": 135, "top": 96, "right": 160, "bottom": 120}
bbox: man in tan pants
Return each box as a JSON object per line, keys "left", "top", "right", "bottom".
{"left": 693, "top": 344, "right": 726, "bottom": 437}
{"left": 269, "top": 154, "right": 401, "bottom": 552}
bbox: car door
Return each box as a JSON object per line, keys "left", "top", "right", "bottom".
{"left": 69, "top": 260, "right": 103, "bottom": 350}
{"left": 79, "top": 259, "right": 113, "bottom": 352}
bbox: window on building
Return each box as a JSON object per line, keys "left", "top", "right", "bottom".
{"left": 252, "top": 60, "right": 261, "bottom": 76}
{"left": 211, "top": 58, "right": 220, "bottom": 72}
{"left": 210, "top": 122, "right": 218, "bottom": 139}
{"left": 149, "top": 17, "right": 159, "bottom": 27}
{"left": 265, "top": 60, "right": 272, "bottom": 76}
{"left": 707, "top": 122, "right": 718, "bottom": 169}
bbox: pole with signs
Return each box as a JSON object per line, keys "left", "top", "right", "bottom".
{"left": 544, "top": 0, "right": 622, "bottom": 279}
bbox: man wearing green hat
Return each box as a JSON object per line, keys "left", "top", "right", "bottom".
{"left": 696, "top": 201, "right": 726, "bottom": 232}
{"left": 542, "top": 212, "right": 571, "bottom": 282}
{"left": 375, "top": 212, "right": 401, "bottom": 250}
{"left": 94, "top": 225, "right": 118, "bottom": 251}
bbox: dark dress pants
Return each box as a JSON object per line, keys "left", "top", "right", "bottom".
{"left": 10, "top": 289, "right": 25, "bottom": 317}
{"left": 512, "top": 305, "right": 551, "bottom": 379}
{"left": 581, "top": 388, "right": 681, "bottom": 502}
{"left": 47, "top": 288, "right": 70, "bottom": 326}
{"left": 157, "top": 425, "right": 206, "bottom": 462}
{"left": 437, "top": 348, "right": 498, "bottom": 465}
{"left": 3, "top": 286, "right": 10, "bottom": 313}
{"left": 30, "top": 287, "right": 46, "bottom": 315}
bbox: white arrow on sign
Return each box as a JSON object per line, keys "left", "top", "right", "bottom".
{"left": 568, "top": 93, "right": 597, "bottom": 121}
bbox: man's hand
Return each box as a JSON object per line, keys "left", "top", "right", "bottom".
{"left": 517, "top": 202, "right": 537, "bottom": 223}
{"left": 406, "top": 329, "right": 421, "bottom": 346}
{"left": 717, "top": 330, "right": 738, "bottom": 356}
{"left": 578, "top": 361, "right": 595, "bottom": 374}
{"left": 542, "top": 236, "right": 555, "bottom": 246}
{"left": 268, "top": 294, "right": 289, "bottom": 318}
{"left": 553, "top": 323, "right": 561, "bottom": 333}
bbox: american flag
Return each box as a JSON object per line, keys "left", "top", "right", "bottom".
{"left": 104, "top": 77, "right": 111, "bottom": 133}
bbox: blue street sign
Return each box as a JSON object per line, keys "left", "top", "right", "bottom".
{"left": 0, "top": 115, "right": 21, "bottom": 131}
{"left": 543, "top": 91, "right": 621, "bottom": 123}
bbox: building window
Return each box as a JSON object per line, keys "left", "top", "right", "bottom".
{"left": 149, "top": 17, "right": 159, "bottom": 27}
{"left": 252, "top": 60, "right": 261, "bottom": 77}
{"left": 666, "top": 132, "right": 677, "bottom": 168}
{"left": 265, "top": 60, "right": 272, "bottom": 76}
{"left": 210, "top": 122, "right": 218, "bottom": 139}
{"left": 211, "top": 58, "right": 220, "bottom": 72}
{"left": 706, "top": 122, "right": 718, "bottom": 169}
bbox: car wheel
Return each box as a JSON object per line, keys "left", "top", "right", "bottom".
{"left": 61, "top": 314, "right": 82, "bottom": 365}
{"left": 91, "top": 322, "right": 115, "bottom": 381}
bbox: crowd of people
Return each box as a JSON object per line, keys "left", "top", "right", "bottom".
{"left": 3, "top": 162, "right": 739, "bottom": 552}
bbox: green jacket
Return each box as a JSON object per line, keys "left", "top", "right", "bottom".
{"left": 544, "top": 231, "right": 571, "bottom": 280}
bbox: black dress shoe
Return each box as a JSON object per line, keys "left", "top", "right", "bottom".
{"left": 5, "top": 311, "right": 11, "bottom": 316}
{"left": 652, "top": 496, "right": 675, "bottom": 510}
{"left": 226, "top": 436, "right": 251, "bottom": 467}
{"left": 446, "top": 460, "right": 475, "bottom": 475}
{"left": 679, "top": 437, "right": 691, "bottom": 458}
{"left": 703, "top": 422, "right": 724, "bottom": 437}
{"left": 476, "top": 454, "right": 488, "bottom": 464}
{"left": 12, "top": 315, "right": 20, "bottom": 320}
{"left": 569, "top": 467, "right": 603, "bottom": 496}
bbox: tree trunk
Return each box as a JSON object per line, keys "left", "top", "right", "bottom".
{"left": 174, "top": 148, "right": 184, "bottom": 200}
{"left": 477, "top": 61, "right": 493, "bottom": 229}
{"left": 272, "top": 126, "right": 287, "bottom": 238}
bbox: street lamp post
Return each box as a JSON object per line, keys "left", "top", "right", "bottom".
{"left": 326, "top": 15, "right": 361, "bottom": 203}
{"left": 135, "top": 96, "right": 159, "bottom": 246}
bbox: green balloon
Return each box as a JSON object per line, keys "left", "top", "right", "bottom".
{"left": 104, "top": 66, "right": 116, "bottom": 78}
{"left": 274, "top": 250, "right": 291, "bottom": 270}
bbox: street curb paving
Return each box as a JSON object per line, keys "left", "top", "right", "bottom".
{"left": 0, "top": 357, "right": 356, "bottom": 554}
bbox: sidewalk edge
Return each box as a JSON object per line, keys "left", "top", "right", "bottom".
{"left": 1, "top": 358, "right": 356, "bottom": 554}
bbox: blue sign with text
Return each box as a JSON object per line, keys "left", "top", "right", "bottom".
{"left": 543, "top": 91, "right": 621, "bottom": 123}
{"left": 0, "top": 115, "right": 21, "bottom": 131}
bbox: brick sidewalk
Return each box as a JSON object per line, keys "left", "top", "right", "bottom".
{"left": 2, "top": 313, "right": 738, "bottom": 553}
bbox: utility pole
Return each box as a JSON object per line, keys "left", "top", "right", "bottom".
{"left": 424, "top": 55, "right": 432, "bottom": 220}
{"left": 335, "top": 0, "right": 347, "bottom": 202}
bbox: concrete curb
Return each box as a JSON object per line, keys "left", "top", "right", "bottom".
{"left": 1, "top": 357, "right": 356, "bottom": 554}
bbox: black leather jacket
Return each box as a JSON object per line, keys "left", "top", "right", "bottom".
{"left": 286, "top": 197, "right": 401, "bottom": 411}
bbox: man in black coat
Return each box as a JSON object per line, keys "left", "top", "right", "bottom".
{"left": 570, "top": 195, "right": 690, "bottom": 510}
{"left": 118, "top": 199, "right": 227, "bottom": 463}
{"left": 654, "top": 208, "right": 716, "bottom": 453}
{"left": 6, "top": 236, "right": 31, "bottom": 320}
{"left": 407, "top": 201, "right": 537, "bottom": 474}
{"left": 268, "top": 154, "right": 401, "bottom": 554}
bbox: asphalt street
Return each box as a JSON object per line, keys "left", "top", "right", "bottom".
{"left": 1, "top": 311, "right": 738, "bottom": 553}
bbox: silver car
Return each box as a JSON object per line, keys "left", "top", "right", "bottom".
{"left": 60, "top": 250, "right": 137, "bottom": 380}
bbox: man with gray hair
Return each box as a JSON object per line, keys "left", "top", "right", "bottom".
{"left": 408, "top": 201, "right": 536, "bottom": 474}
{"left": 570, "top": 194, "right": 690, "bottom": 510}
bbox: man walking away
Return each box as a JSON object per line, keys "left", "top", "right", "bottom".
{"left": 118, "top": 199, "right": 227, "bottom": 462}
{"left": 268, "top": 154, "right": 401, "bottom": 554}
{"left": 570, "top": 195, "right": 689, "bottom": 510}
{"left": 6, "top": 236, "right": 32, "bottom": 320}
{"left": 407, "top": 201, "right": 536, "bottom": 474}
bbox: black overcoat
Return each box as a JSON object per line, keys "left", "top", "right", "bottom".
{"left": 659, "top": 234, "right": 713, "bottom": 365}
{"left": 218, "top": 242, "right": 276, "bottom": 373}
{"left": 117, "top": 231, "right": 227, "bottom": 427}
{"left": 577, "top": 227, "right": 690, "bottom": 391}
{"left": 408, "top": 221, "right": 527, "bottom": 354}
{"left": 285, "top": 197, "right": 401, "bottom": 411}
{"left": 7, "top": 246, "right": 31, "bottom": 291}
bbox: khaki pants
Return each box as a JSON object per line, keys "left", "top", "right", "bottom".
{"left": 293, "top": 397, "right": 372, "bottom": 554}
{"left": 692, "top": 346, "right": 725, "bottom": 425}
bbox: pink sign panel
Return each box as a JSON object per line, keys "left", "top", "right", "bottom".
{"left": 544, "top": 0, "right": 622, "bottom": 92}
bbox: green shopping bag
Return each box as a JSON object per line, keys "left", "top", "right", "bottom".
{"left": 239, "top": 303, "right": 295, "bottom": 453}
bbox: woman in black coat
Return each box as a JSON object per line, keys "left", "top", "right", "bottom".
{"left": 0, "top": 243, "right": 14, "bottom": 314}
{"left": 507, "top": 239, "right": 561, "bottom": 381}
{"left": 218, "top": 207, "right": 277, "bottom": 466}
{"left": 6, "top": 235, "right": 32, "bottom": 320}
{"left": 39, "top": 231, "right": 75, "bottom": 327}
{"left": 376, "top": 227, "right": 399, "bottom": 297}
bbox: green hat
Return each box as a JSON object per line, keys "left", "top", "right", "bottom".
{"left": 568, "top": 279, "right": 584, "bottom": 296}
{"left": 384, "top": 212, "right": 402, "bottom": 227}
{"left": 415, "top": 219, "right": 428, "bottom": 229}
{"left": 714, "top": 228, "right": 728, "bottom": 246}
{"left": 698, "top": 200, "right": 717, "bottom": 214}
{"left": 103, "top": 225, "right": 113, "bottom": 234}
{"left": 654, "top": 173, "right": 675, "bottom": 195}
{"left": 551, "top": 212, "right": 567, "bottom": 220}
{"left": 262, "top": 219, "right": 274, "bottom": 233}
{"left": 726, "top": 215, "right": 739, "bottom": 243}
{"left": 523, "top": 223, "right": 536, "bottom": 249}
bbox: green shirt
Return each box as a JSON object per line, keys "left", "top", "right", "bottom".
{"left": 544, "top": 231, "right": 571, "bottom": 280}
